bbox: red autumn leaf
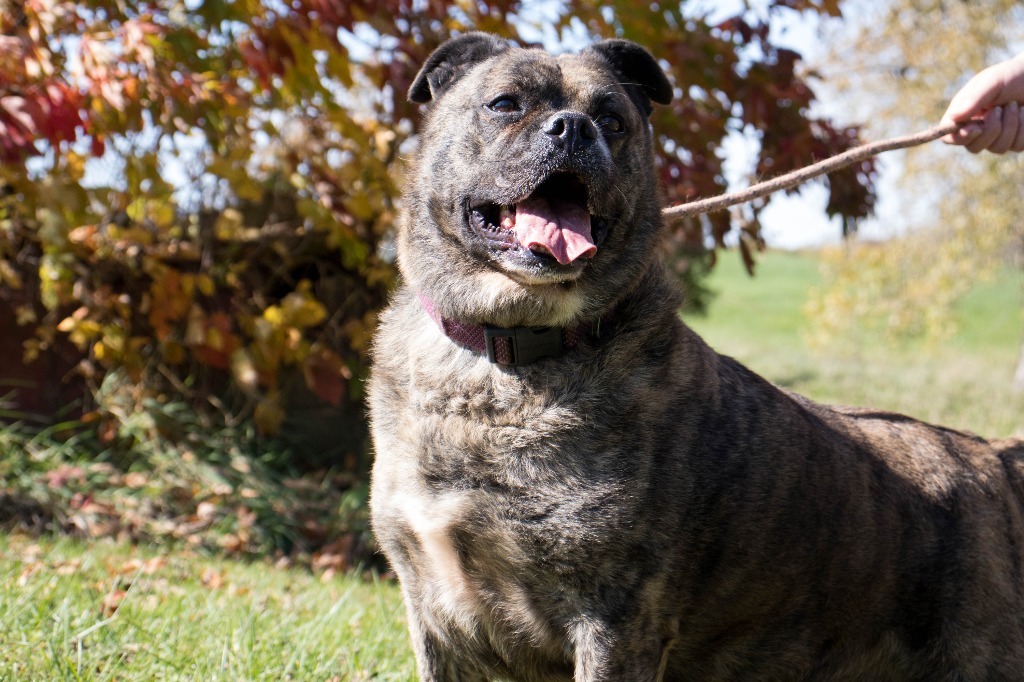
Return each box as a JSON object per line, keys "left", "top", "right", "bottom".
{"left": 302, "top": 346, "right": 350, "bottom": 406}
{"left": 89, "top": 132, "right": 105, "bottom": 157}
{"left": 36, "top": 83, "right": 83, "bottom": 142}
{"left": 0, "top": 82, "right": 84, "bottom": 160}
{"left": 192, "top": 312, "right": 240, "bottom": 370}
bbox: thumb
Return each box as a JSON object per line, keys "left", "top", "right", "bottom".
{"left": 942, "top": 76, "right": 1001, "bottom": 125}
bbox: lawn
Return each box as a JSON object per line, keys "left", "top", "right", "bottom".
{"left": 2, "top": 249, "right": 1021, "bottom": 680}
{"left": 684, "top": 249, "right": 1024, "bottom": 438}
{"left": 0, "top": 534, "right": 415, "bottom": 681}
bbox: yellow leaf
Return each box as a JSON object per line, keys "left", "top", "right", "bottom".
{"left": 284, "top": 327, "right": 302, "bottom": 351}
{"left": 121, "top": 226, "right": 154, "bottom": 246}
{"left": 233, "top": 178, "right": 264, "bottom": 202}
{"left": 253, "top": 317, "right": 276, "bottom": 343}
{"left": 151, "top": 201, "right": 175, "bottom": 228}
{"left": 374, "top": 129, "right": 396, "bottom": 159}
{"left": 281, "top": 291, "right": 326, "bottom": 328}
{"left": 206, "top": 326, "right": 224, "bottom": 351}
{"left": 262, "top": 305, "right": 284, "bottom": 327}
{"left": 214, "top": 208, "right": 244, "bottom": 240}
{"left": 66, "top": 151, "right": 86, "bottom": 181}
{"left": 23, "top": 339, "right": 40, "bottom": 363}
{"left": 126, "top": 198, "right": 147, "bottom": 224}
{"left": 0, "top": 260, "right": 23, "bottom": 289}
{"left": 185, "top": 307, "right": 205, "bottom": 346}
{"left": 101, "top": 327, "right": 125, "bottom": 353}
{"left": 196, "top": 274, "right": 215, "bottom": 297}
{"left": 230, "top": 348, "right": 259, "bottom": 393}
{"left": 162, "top": 340, "right": 186, "bottom": 364}
{"left": 254, "top": 393, "right": 285, "bottom": 435}
{"left": 15, "top": 305, "right": 36, "bottom": 325}
{"left": 346, "top": 193, "right": 376, "bottom": 221}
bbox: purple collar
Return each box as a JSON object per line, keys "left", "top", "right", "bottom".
{"left": 417, "top": 294, "right": 603, "bottom": 367}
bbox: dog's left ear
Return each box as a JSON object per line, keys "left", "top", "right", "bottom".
{"left": 584, "top": 40, "right": 673, "bottom": 117}
{"left": 409, "top": 32, "right": 509, "bottom": 104}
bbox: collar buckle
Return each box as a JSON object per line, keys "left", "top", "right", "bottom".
{"left": 483, "top": 325, "right": 564, "bottom": 366}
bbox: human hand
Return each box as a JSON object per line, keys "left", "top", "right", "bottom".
{"left": 941, "top": 52, "right": 1024, "bottom": 154}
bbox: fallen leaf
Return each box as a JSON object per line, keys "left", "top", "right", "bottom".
{"left": 218, "top": 534, "right": 245, "bottom": 553}
{"left": 200, "top": 567, "right": 223, "bottom": 589}
{"left": 196, "top": 500, "right": 219, "bottom": 521}
{"left": 45, "top": 465, "right": 86, "bottom": 489}
{"left": 102, "top": 589, "right": 128, "bottom": 616}
{"left": 117, "top": 556, "right": 166, "bottom": 576}
{"left": 54, "top": 559, "right": 83, "bottom": 576}
{"left": 17, "top": 563, "right": 42, "bottom": 587}
{"left": 124, "top": 471, "right": 148, "bottom": 488}
{"left": 236, "top": 506, "right": 257, "bottom": 529}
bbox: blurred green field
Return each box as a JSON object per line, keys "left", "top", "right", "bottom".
{"left": 683, "top": 249, "right": 1024, "bottom": 438}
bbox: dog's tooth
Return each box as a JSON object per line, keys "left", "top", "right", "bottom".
{"left": 500, "top": 206, "right": 515, "bottom": 231}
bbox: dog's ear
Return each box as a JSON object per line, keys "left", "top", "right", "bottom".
{"left": 584, "top": 40, "right": 673, "bottom": 117}
{"left": 409, "top": 32, "right": 509, "bottom": 104}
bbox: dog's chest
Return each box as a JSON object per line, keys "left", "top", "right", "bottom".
{"left": 404, "top": 376, "right": 631, "bottom": 554}
{"left": 373, "top": 367, "right": 642, "bottom": 651}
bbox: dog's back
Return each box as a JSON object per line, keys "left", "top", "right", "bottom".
{"left": 661, "top": 384, "right": 1024, "bottom": 680}
{"left": 997, "top": 437, "right": 1024, "bottom": 500}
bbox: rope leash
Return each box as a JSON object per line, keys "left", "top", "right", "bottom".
{"left": 661, "top": 121, "right": 961, "bottom": 220}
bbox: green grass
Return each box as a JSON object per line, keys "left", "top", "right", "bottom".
{"left": 684, "top": 249, "right": 1024, "bottom": 438}
{"left": 0, "top": 534, "right": 415, "bottom": 681}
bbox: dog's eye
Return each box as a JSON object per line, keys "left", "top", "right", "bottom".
{"left": 486, "top": 97, "right": 520, "bottom": 114}
{"left": 596, "top": 113, "right": 624, "bottom": 134}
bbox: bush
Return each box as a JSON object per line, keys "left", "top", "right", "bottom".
{"left": 0, "top": 396, "right": 378, "bottom": 570}
{"left": 0, "top": 1, "right": 874, "bottom": 460}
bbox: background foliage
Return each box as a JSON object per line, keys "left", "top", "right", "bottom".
{"left": 0, "top": 0, "right": 878, "bottom": 454}
{"left": 804, "top": 0, "right": 1023, "bottom": 388}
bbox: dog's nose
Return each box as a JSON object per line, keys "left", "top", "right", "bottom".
{"left": 543, "top": 112, "right": 598, "bottom": 155}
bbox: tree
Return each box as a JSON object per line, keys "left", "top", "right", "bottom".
{"left": 804, "top": 0, "right": 1024, "bottom": 389}
{"left": 0, "top": 0, "right": 875, "bottom": 457}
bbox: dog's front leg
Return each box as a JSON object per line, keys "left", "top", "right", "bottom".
{"left": 405, "top": 601, "right": 487, "bottom": 682}
{"left": 571, "top": 618, "right": 676, "bottom": 682}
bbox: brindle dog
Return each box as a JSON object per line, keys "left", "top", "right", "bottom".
{"left": 368, "top": 33, "right": 1024, "bottom": 681}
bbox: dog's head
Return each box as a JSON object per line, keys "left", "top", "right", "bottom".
{"left": 398, "top": 33, "right": 672, "bottom": 327}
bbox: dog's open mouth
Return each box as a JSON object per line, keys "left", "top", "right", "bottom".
{"left": 469, "top": 173, "right": 602, "bottom": 265}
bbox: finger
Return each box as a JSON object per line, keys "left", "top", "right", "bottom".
{"left": 989, "top": 101, "right": 1020, "bottom": 153}
{"left": 1012, "top": 107, "right": 1024, "bottom": 153}
{"left": 966, "top": 107, "right": 1003, "bottom": 153}
{"left": 942, "top": 122, "right": 983, "bottom": 145}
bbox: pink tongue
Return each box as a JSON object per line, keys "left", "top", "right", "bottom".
{"left": 512, "top": 196, "right": 597, "bottom": 265}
